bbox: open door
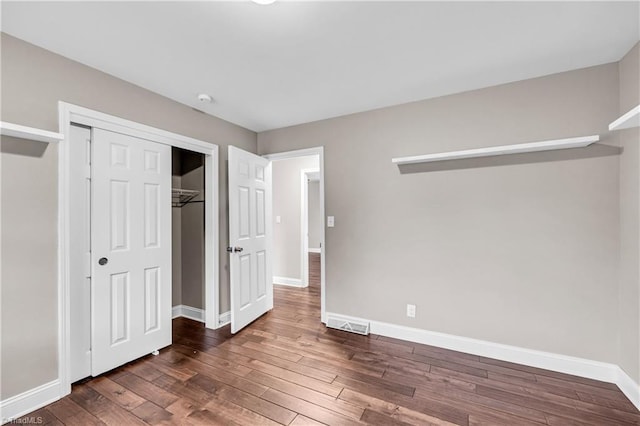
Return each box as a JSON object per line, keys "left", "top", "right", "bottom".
{"left": 228, "top": 146, "right": 273, "bottom": 333}
{"left": 91, "top": 128, "right": 172, "bottom": 375}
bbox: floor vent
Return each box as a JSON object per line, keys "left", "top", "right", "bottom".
{"left": 326, "top": 315, "right": 370, "bottom": 335}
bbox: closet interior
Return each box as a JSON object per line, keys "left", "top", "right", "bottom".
{"left": 172, "top": 147, "right": 206, "bottom": 317}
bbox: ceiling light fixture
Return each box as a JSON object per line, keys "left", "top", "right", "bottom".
{"left": 251, "top": 0, "right": 276, "bottom": 5}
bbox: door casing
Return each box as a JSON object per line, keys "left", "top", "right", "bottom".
{"left": 263, "top": 147, "right": 326, "bottom": 324}
{"left": 300, "top": 168, "right": 320, "bottom": 288}
{"left": 58, "top": 102, "right": 220, "bottom": 396}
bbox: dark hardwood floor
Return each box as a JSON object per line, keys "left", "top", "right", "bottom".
{"left": 17, "top": 253, "right": 639, "bottom": 425}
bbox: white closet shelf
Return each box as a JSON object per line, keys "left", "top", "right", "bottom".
{"left": 391, "top": 135, "right": 599, "bottom": 165}
{"left": 0, "top": 121, "right": 64, "bottom": 143}
{"left": 609, "top": 105, "right": 640, "bottom": 131}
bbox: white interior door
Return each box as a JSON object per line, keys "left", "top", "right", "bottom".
{"left": 228, "top": 146, "right": 273, "bottom": 333}
{"left": 91, "top": 128, "right": 172, "bottom": 375}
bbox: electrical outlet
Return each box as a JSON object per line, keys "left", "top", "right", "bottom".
{"left": 327, "top": 216, "right": 335, "bottom": 227}
{"left": 406, "top": 304, "right": 416, "bottom": 318}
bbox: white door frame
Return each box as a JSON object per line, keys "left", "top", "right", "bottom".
{"left": 300, "top": 168, "right": 319, "bottom": 288}
{"left": 57, "top": 102, "right": 220, "bottom": 396}
{"left": 263, "top": 147, "right": 326, "bottom": 323}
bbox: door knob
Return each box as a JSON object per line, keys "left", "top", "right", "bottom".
{"left": 98, "top": 257, "right": 109, "bottom": 266}
{"left": 226, "top": 247, "right": 244, "bottom": 253}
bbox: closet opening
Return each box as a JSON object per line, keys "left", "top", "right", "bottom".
{"left": 171, "top": 147, "right": 206, "bottom": 322}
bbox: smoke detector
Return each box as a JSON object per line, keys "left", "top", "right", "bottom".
{"left": 198, "top": 93, "right": 213, "bottom": 103}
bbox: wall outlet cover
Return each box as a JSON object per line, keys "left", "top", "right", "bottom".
{"left": 406, "top": 304, "right": 416, "bottom": 318}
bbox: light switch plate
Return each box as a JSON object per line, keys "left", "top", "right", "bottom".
{"left": 327, "top": 216, "right": 335, "bottom": 227}
{"left": 276, "top": 215, "right": 281, "bottom": 224}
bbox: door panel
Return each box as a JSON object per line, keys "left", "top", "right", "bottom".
{"left": 228, "top": 146, "right": 272, "bottom": 333}
{"left": 110, "top": 272, "right": 130, "bottom": 345}
{"left": 69, "top": 125, "right": 92, "bottom": 382}
{"left": 92, "top": 128, "right": 171, "bottom": 376}
{"left": 144, "top": 267, "right": 161, "bottom": 332}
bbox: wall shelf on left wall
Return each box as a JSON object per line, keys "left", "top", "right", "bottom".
{"left": 0, "top": 121, "right": 64, "bottom": 143}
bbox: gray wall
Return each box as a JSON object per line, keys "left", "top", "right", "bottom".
{"left": 0, "top": 33, "right": 256, "bottom": 400}
{"left": 308, "top": 180, "right": 322, "bottom": 249}
{"left": 618, "top": 42, "right": 640, "bottom": 384}
{"left": 1, "top": 135, "right": 58, "bottom": 399}
{"left": 181, "top": 165, "right": 205, "bottom": 309}
{"left": 259, "top": 63, "right": 622, "bottom": 365}
{"left": 272, "top": 156, "right": 319, "bottom": 280}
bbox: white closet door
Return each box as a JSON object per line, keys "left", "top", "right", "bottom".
{"left": 91, "top": 128, "right": 171, "bottom": 376}
{"left": 69, "top": 124, "right": 92, "bottom": 382}
{"left": 228, "top": 146, "right": 273, "bottom": 333}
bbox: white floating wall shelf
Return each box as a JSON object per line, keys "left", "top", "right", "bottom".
{"left": 0, "top": 121, "right": 64, "bottom": 143}
{"left": 609, "top": 105, "right": 640, "bottom": 131}
{"left": 391, "top": 135, "right": 599, "bottom": 166}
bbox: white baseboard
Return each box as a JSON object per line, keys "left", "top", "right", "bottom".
{"left": 273, "top": 276, "right": 304, "bottom": 287}
{"left": 326, "top": 311, "right": 640, "bottom": 411}
{"left": 308, "top": 248, "right": 321, "bottom": 254}
{"left": 172, "top": 305, "right": 204, "bottom": 323}
{"left": 172, "top": 305, "right": 231, "bottom": 328}
{"left": 616, "top": 366, "right": 640, "bottom": 409}
{"left": 0, "top": 380, "right": 61, "bottom": 424}
{"left": 218, "top": 311, "right": 231, "bottom": 327}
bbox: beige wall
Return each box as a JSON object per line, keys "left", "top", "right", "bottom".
{"left": 618, "top": 42, "right": 640, "bottom": 384}
{"left": 308, "top": 180, "right": 322, "bottom": 249}
{"left": 181, "top": 165, "right": 205, "bottom": 309}
{"left": 272, "top": 156, "right": 319, "bottom": 280}
{"left": 1, "top": 135, "right": 59, "bottom": 399}
{"left": 0, "top": 33, "right": 256, "bottom": 399}
{"left": 260, "top": 62, "right": 622, "bottom": 365}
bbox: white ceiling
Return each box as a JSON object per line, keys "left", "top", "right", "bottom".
{"left": 2, "top": 1, "right": 639, "bottom": 132}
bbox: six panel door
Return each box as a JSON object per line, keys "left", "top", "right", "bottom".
{"left": 91, "top": 128, "right": 171, "bottom": 376}
{"left": 228, "top": 146, "right": 273, "bottom": 333}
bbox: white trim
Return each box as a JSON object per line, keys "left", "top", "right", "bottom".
{"left": 391, "top": 135, "right": 599, "bottom": 165}
{"left": 58, "top": 102, "right": 220, "bottom": 402}
{"left": 301, "top": 169, "right": 309, "bottom": 287}
{"left": 0, "top": 121, "right": 64, "bottom": 143}
{"left": 300, "top": 168, "right": 319, "bottom": 288}
{"left": 59, "top": 104, "right": 215, "bottom": 154}
{"left": 204, "top": 153, "right": 220, "bottom": 330}
{"left": 263, "top": 147, "right": 326, "bottom": 323}
{"left": 273, "top": 276, "right": 304, "bottom": 287}
{"left": 616, "top": 367, "right": 640, "bottom": 409}
{"left": 326, "top": 311, "right": 640, "bottom": 411}
{"left": 0, "top": 380, "right": 61, "bottom": 424}
{"left": 218, "top": 311, "right": 231, "bottom": 326}
{"left": 609, "top": 104, "right": 640, "bottom": 131}
{"left": 172, "top": 306, "right": 230, "bottom": 327}
{"left": 263, "top": 147, "right": 324, "bottom": 162}
{"left": 171, "top": 305, "right": 205, "bottom": 323}
{"left": 308, "top": 248, "right": 322, "bottom": 254}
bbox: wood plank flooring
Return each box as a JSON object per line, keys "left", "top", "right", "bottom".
{"left": 15, "top": 253, "right": 639, "bottom": 425}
